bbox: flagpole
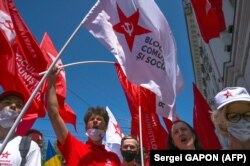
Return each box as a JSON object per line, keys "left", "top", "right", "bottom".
{"left": 38, "top": 61, "right": 115, "bottom": 76}
{"left": 138, "top": 87, "right": 144, "bottom": 166}
{"left": 0, "top": 9, "right": 93, "bottom": 154}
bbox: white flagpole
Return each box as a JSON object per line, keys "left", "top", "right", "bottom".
{"left": 138, "top": 86, "right": 144, "bottom": 166}
{"left": 138, "top": 106, "right": 144, "bottom": 166}
{"left": 38, "top": 61, "right": 115, "bottom": 76}
{"left": 0, "top": 1, "right": 101, "bottom": 153}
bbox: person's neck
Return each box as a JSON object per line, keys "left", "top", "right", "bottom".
{"left": 240, "top": 140, "right": 250, "bottom": 149}
{"left": 0, "top": 128, "right": 10, "bottom": 141}
{"left": 185, "top": 144, "right": 195, "bottom": 150}
{"left": 88, "top": 138, "right": 103, "bottom": 145}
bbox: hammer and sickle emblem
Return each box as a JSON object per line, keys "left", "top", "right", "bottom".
{"left": 0, "top": 20, "right": 14, "bottom": 33}
{"left": 121, "top": 22, "right": 133, "bottom": 36}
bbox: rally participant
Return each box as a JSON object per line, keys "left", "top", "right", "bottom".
{"left": 212, "top": 87, "right": 250, "bottom": 149}
{"left": 0, "top": 90, "right": 41, "bottom": 165}
{"left": 120, "top": 135, "right": 140, "bottom": 166}
{"left": 25, "top": 128, "right": 44, "bottom": 149}
{"left": 168, "top": 120, "right": 202, "bottom": 150}
{"left": 47, "top": 67, "right": 121, "bottom": 165}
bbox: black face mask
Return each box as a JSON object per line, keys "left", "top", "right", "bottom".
{"left": 121, "top": 150, "right": 137, "bottom": 162}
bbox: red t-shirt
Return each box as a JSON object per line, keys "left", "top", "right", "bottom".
{"left": 58, "top": 132, "right": 121, "bottom": 166}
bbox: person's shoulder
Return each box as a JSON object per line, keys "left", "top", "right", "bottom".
{"left": 106, "top": 150, "right": 121, "bottom": 162}
{"left": 9, "top": 136, "right": 22, "bottom": 144}
{"left": 18, "top": 136, "right": 40, "bottom": 151}
{"left": 29, "top": 139, "right": 40, "bottom": 150}
{"left": 4, "top": 136, "right": 21, "bottom": 149}
{"left": 59, "top": 132, "right": 86, "bottom": 148}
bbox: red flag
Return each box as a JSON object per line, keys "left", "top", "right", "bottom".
{"left": 0, "top": 31, "right": 38, "bottom": 136}
{"left": 0, "top": 0, "right": 48, "bottom": 128}
{"left": 162, "top": 118, "right": 173, "bottom": 132}
{"left": 83, "top": 0, "right": 183, "bottom": 120}
{"left": 193, "top": 83, "right": 221, "bottom": 149}
{"left": 115, "top": 63, "right": 168, "bottom": 153}
{"left": 0, "top": 30, "right": 16, "bottom": 90}
{"left": 40, "top": 33, "right": 76, "bottom": 129}
{"left": 191, "top": 0, "right": 226, "bottom": 43}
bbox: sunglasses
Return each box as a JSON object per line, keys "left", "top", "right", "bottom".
{"left": 226, "top": 111, "right": 250, "bottom": 123}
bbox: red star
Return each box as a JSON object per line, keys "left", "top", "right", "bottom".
{"left": 1, "top": 151, "right": 11, "bottom": 158}
{"left": 224, "top": 91, "right": 232, "bottom": 98}
{"left": 113, "top": 4, "right": 151, "bottom": 51}
{"left": 113, "top": 123, "right": 122, "bottom": 138}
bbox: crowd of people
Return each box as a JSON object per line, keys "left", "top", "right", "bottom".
{"left": 1, "top": 66, "right": 250, "bottom": 165}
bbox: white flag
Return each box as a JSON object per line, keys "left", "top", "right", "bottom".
{"left": 83, "top": 0, "right": 184, "bottom": 120}
{"left": 105, "top": 106, "right": 124, "bottom": 162}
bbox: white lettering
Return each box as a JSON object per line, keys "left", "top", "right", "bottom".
{"left": 154, "top": 154, "right": 182, "bottom": 163}
{"left": 185, "top": 154, "right": 218, "bottom": 161}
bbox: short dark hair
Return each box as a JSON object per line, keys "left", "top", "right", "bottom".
{"left": 25, "top": 129, "right": 43, "bottom": 138}
{"left": 167, "top": 120, "right": 202, "bottom": 150}
{"left": 84, "top": 106, "right": 109, "bottom": 126}
{"left": 121, "top": 135, "right": 139, "bottom": 148}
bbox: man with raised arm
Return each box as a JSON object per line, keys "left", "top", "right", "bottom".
{"left": 47, "top": 67, "right": 121, "bottom": 165}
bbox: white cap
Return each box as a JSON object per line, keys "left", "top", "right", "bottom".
{"left": 214, "top": 87, "right": 250, "bottom": 110}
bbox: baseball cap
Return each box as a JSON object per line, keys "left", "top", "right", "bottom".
{"left": 214, "top": 87, "right": 250, "bottom": 110}
{"left": 0, "top": 90, "right": 25, "bottom": 103}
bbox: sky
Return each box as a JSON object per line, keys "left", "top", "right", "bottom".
{"left": 11, "top": 0, "right": 194, "bottom": 142}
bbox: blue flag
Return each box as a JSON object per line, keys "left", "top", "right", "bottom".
{"left": 45, "top": 140, "right": 61, "bottom": 166}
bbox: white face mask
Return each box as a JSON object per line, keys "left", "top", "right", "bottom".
{"left": 86, "top": 128, "right": 105, "bottom": 141}
{"left": 0, "top": 108, "right": 18, "bottom": 128}
{"left": 227, "top": 119, "right": 250, "bottom": 142}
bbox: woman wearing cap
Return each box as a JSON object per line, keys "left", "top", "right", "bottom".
{"left": 212, "top": 87, "right": 250, "bottom": 149}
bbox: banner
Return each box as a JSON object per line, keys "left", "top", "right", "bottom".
{"left": 83, "top": 0, "right": 183, "bottom": 120}
{"left": 40, "top": 33, "right": 76, "bottom": 129}
{"left": 0, "top": 0, "right": 48, "bottom": 134}
{"left": 105, "top": 106, "right": 124, "bottom": 162}
{"left": 191, "top": 0, "right": 226, "bottom": 43}
{"left": 45, "top": 140, "right": 61, "bottom": 166}
{"left": 193, "top": 83, "right": 221, "bottom": 149}
{"left": 115, "top": 63, "right": 168, "bottom": 153}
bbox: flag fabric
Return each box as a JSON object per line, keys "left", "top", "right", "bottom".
{"left": 83, "top": 0, "right": 183, "bottom": 120}
{"left": 191, "top": 0, "right": 226, "bottom": 43}
{"left": 105, "top": 106, "right": 124, "bottom": 162}
{"left": 0, "top": 0, "right": 48, "bottom": 134}
{"left": 40, "top": 33, "right": 77, "bottom": 129}
{"left": 163, "top": 116, "right": 176, "bottom": 133}
{"left": 115, "top": 63, "right": 168, "bottom": 153}
{"left": 45, "top": 140, "right": 61, "bottom": 166}
{"left": 193, "top": 83, "right": 221, "bottom": 149}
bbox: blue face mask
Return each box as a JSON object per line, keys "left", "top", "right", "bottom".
{"left": 228, "top": 119, "right": 250, "bottom": 142}
{"left": 0, "top": 108, "right": 18, "bottom": 128}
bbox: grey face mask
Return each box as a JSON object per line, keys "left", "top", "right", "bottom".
{"left": 0, "top": 108, "right": 18, "bottom": 128}
{"left": 228, "top": 119, "right": 250, "bottom": 142}
{"left": 86, "top": 128, "right": 105, "bottom": 141}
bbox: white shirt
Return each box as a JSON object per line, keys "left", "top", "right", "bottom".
{"left": 0, "top": 136, "right": 41, "bottom": 166}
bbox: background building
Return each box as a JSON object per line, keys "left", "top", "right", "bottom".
{"left": 183, "top": 0, "right": 250, "bottom": 109}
